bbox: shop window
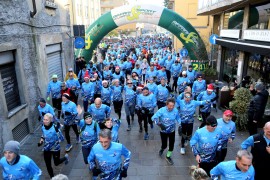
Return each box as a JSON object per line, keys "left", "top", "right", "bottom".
{"left": 223, "top": 48, "right": 239, "bottom": 83}
{"left": 0, "top": 51, "right": 21, "bottom": 112}
{"left": 248, "top": 3, "right": 270, "bottom": 30}
{"left": 247, "top": 54, "right": 270, "bottom": 83}
{"left": 0, "top": 62, "right": 21, "bottom": 111}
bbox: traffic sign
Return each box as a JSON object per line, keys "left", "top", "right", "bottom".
{"left": 180, "top": 48, "right": 188, "bottom": 57}
{"left": 74, "top": 37, "right": 85, "bottom": 49}
{"left": 209, "top": 34, "right": 219, "bottom": 45}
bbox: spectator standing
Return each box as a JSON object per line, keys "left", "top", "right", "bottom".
{"left": 247, "top": 82, "right": 269, "bottom": 135}
{"left": 241, "top": 121, "right": 270, "bottom": 180}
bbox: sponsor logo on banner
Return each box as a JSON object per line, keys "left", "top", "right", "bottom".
{"left": 180, "top": 32, "right": 198, "bottom": 44}
{"left": 111, "top": 4, "right": 163, "bottom": 26}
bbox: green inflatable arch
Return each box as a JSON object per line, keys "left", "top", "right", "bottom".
{"left": 76, "top": 4, "right": 208, "bottom": 61}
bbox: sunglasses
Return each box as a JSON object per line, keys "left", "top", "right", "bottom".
{"left": 127, "top": 82, "right": 132, "bottom": 84}
{"left": 185, "top": 96, "right": 191, "bottom": 98}
{"left": 69, "top": 70, "right": 73, "bottom": 72}
{"left": 198, "top": 76, "right": 202, "bottom": 78}
{"left": 61, "top": 86, "right": 65, "bottom": 87}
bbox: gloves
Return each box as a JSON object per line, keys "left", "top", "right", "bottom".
{"left": 141, "top": 109, "right": 145, "bottom": 114}
{"left": 37, "top": 142, "right": 43, "bottom": 147}
{"left": 61, "top": 114, "right": 64, "bottom": 119}
{"left": 65, "top": 111, "right": 72, "bottom": 116}
{"left": 120, "top": 169, "right": 127, "bottom": 178}
{"left": 158, "top": 123, "right": 166, "bottom": 130}
{"left": 47, "top": 97, "right": 50, "bottom": 101}
{"left": 92, "top": 167, "right": 101, "bottom": 177}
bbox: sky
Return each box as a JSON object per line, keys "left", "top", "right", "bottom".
{"left": 127, "top": 0, "right": 164, "bottom": 7}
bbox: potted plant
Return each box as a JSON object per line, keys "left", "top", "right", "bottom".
{"left": 203, "top": 66, "right": 218, "bottom": 84}
{"left": 229, "top": 87, "right": 252, "bottom": 131}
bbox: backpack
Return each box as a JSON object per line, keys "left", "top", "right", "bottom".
{"left": 80, "top": 121, "right": 97, "bottom": 134}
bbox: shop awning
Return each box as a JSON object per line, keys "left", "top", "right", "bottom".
{"left": 216, "top": 38, "right": 270, "bottom": 56}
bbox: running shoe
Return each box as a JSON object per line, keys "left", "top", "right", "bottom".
{"left": 165, "top": 156, "right": 174, "bottom": 165}
{"left": 126, "top": 125, "right": 131, "bottom": 131}
{"left": 159, "top": 149, "right": 164, "bottom": 157}
{"left": 144, "top": 133, "right": 149, "bottom": 140}
{"left": 64, "top": 153, "right": 69, "bottom": 165}
{"left": 180, "top": 148, "right": 186, "bottom": 155}
{"left": 65, "top": 144, "right": 73, "bottom": 152}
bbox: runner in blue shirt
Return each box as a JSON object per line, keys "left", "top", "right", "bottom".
{"left": 216, "top": 110, "right": 236, "bottom": 162}
{"left": 190, "top": 115, "right": 223, "bottom": 176}
{"left": 0, "top": 141, "right": 42, "bottom": 180}
{"left": 152, "top": 98, "right": 180, "bottom": 165}
{"left": 88, "top": 129, "right": 131, "bottom": 180}
{"left": 210, "top": 150, "right": 255, "bottom": 180}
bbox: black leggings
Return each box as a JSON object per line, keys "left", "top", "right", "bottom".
{"left": 113, "top": 100, "right": 123, "bottom": 119}
{"left": 52, "top": 98, "right": 62, "bottom": 119}
{"left": 160, "top": 131, "right": 175, "bottom": 151}
{"left": 199, "top": 161, "right": 218, "bottom": 177}
{"left": 64, "top": 124, "right": 79, "bottom": 144}
{"left": 141, "top": 112, "right": 153, "bottom": 133}
{"left": 44, "top": 150, "right": 66, "bottom": 178}
{"left": 82, "top": 146, "right": 92, "bottom": 164}
{"left": 172, "top": 77, "right": 178, "bottom": 91}
{"left": 199, "top": 111, "right": 211, "bottom": 128}
{"left": 219, "top": 148, "right": 227, "bottom": 162}
{"left": 181, "top": 123, "right": 193, "bottom": 147}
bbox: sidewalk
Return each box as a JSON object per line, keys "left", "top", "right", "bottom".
{"left": 20, "top": 105, "right": 250, "bottom": 180}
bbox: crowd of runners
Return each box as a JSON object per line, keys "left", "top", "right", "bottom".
{"left": 1, "top": 35, "right": 269, "bottom": 180}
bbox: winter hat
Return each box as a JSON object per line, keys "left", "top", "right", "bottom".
{"left": 206, "top": 115, "right": 217, "bottom": 127}
{"left": 3, "top": 140, "right": 20, "bottom": 154}
{"left": 84, "top": 70, "right": 90, "bottom": 79}
{"left": 182, "top": 71, "right": 187, "bottom": 75}
{"left": 142, "top": 87, "right": 149, "bottom": 91}
{"left": 255, "top": 82, "right": 265, "bottom": 91}
{"left": 52, "top": 74, "right": 58, "bottom": 79}
{"left": 137, "top": 84, "right": 144, "bottom": 89}
{"left": 224, "top": 110, "right": 233, "bottom": 116}
{"left": 84, "top": 112, "right": 92, "bottom": 119}
{"left": 68, "top": 68, "right": 73, "bottom": 72}
{"left": 197, "top": 73, "right": 203, "bottom": 78}
{"left": 62, "top": 93, "right": 70, "bottom": 100}
{"left": 207, "top": 84, "right": 214, "bottom": 91}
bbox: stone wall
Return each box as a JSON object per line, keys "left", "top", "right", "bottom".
{"left": 0, "top": 0, "right": 73, "bottom": 153}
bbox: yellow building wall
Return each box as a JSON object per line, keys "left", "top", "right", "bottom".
{"left": 173, "top": 0, "right": 213, "bottom": 55}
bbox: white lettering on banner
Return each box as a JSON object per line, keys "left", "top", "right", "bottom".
{"left": 220, "top": 30, "right": 240, "bottom": 39}
{"left": 111, "top": 4, "right": 163, "bottom": 27}
{"left": 243, "top": 30, "right": 270, "bottom": 42}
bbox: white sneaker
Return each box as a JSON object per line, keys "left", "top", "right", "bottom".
{"left": 180, "top": 148, "right": 186, "bottom": 155}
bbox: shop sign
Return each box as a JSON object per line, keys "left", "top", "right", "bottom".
{"left": 45, "top": 0, "right": 58, "bottom": 9}
{"left": 243, "top": 30, "right": 270, "bottom": 42}
{"left": 220, "top": 30, "right": 240, "bottom": 39}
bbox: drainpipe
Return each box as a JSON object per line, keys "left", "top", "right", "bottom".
{"left": 30, "top": 0, "right": 37, "bottom": 18}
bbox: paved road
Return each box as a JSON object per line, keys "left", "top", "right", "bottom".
{"left": 19, "top": 102, "right": 249, "bottom": 180}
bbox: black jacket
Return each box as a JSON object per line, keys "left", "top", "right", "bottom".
{"left": 248, "top": 89, "right": 269, "bottom": 121}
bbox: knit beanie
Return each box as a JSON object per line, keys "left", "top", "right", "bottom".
{"left": 255, "top": 82, "right": 265, "bottom": 91}
{"left": 3, "top": 140, "right": 20, "bottom": 154}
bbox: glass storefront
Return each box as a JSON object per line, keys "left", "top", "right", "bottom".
{"left": 222, "top": 48, "right": 239, "bottom": 83}
{"left": 247, "top": 54, "right": 270, "bottom": 84}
